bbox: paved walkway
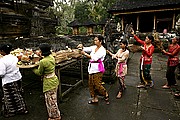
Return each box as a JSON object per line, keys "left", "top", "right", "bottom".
{"left": 1, "top": 52, "right": 180, "bottom": 120}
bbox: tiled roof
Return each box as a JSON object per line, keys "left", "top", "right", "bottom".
{"left": 108, "top": 0, "right": 180, "bottom": 13}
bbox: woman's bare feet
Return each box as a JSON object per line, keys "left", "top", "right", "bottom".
{"left": 116, "top": 91, "right": 122, "bottom": 99}
{"left": 104, "top": 92, "right": 110, "bottom": 105}
{"left": 88, "top": 97, "right": 98, "bottom": 104}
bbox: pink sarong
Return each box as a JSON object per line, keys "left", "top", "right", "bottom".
{"left": 118, "top": 62, "right": 126, "bottom": 76}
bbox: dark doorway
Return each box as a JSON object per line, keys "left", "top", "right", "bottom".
{"left": 157, "top": 18, "right": 172, "bottom": 33}
{"left": 124, "top": 14, "right": 137, "bottom": 31}
{"left": 139, "top": 13, "right": 154, "bottom": 32}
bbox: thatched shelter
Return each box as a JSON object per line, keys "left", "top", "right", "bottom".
{"left": 68, "top": 20, "right": 81, "bottom": 35}
{"left": 108, "top": 0, "right": 180, "bottom": 33}
{"left": 82, "top": 19, "right": 96, "bottom": 35}
{"left": 68, "top": 19, "right": 96, "bottom": 35}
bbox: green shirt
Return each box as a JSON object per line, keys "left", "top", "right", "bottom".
{"left": 33, "top": 54, "right": 59, "bottom": 93}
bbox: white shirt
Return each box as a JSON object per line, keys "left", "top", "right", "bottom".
{"left": 0, "top": 54, "right": 22, "bottom": 86}
{"left": 83, "top": 45, "right": 106, "bottom": 74}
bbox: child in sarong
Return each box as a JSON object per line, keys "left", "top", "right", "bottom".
{"left": 107, "top": 40, "right": 129, "bottom": 99}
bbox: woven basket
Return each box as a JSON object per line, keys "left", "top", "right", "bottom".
{"left": 55, "top": 54, "right": 69, "bottom": 64}
{"left": 54, "top": 49, "right": 82, "bottom": 63}
{"left": 69, "top": 49, "right": 82, "bottom": 58}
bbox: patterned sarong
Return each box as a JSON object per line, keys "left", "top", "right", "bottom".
{"left": 2, "top": 80, "right": 27, "bottom": 116}
{"left": 44, "top": 88, "right": 61, "bottom": 119}
{"left": 88, "top": 72, "right": 106, "bottom": 97}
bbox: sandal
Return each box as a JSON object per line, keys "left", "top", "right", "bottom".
{"left": 88, "top": 100, "right": 98, "bottom": 104}
{"left": 150, "top": 80, "right": 154, "bottom": 88}
{"left": 116, "top": 92, "right": 122, "bottom": 99}
{"left": 174, "top": 93, "right": 180, "bottom": 99}
{"left": 137, "top": 84, "right": 145, "bottom": 88}
{"left": 104, "top": 95, "right": 110, "bottom": 105}
{"left": 162, "top": 84, "right": 170, "bottom": 89}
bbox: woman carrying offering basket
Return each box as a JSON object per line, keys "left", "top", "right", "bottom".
{"left": 32, "top": 43, "right": 61, "bottom": 120}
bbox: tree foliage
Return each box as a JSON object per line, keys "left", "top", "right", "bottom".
{"left": 47, "top": 0, "right": 117, "bottom": 35}
{"left": 74, "top": 2, "right": 90, "bottom": 23}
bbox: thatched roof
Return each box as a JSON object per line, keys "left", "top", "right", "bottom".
{"left": 108, "top": 0, "right": 180, "bottom": 14}
{"left": 68, "top": 19, "right": 96, "bottom": 27}
{"left": 97, "top": 18, "right": 109, "bottom": 25}
{"left": 82, "top": 19, "right": 96, "bottom": 26}
{"left": 68, "top": 20, "right": 82, "bottom": 27}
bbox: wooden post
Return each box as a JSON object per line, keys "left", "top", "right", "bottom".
{"left": 121, "top": 16, "right": 124, "bottom": 31}
{"left": 73, "top": 27, "right": 79, "bottom": 35}
{"left": 80, "top": 58, "right": 84, "bottom": 86}
{"left": 153, "top": 14, "right": 157, "bottom": 33}
{"left": 87, "top": 26, "right": 93, "bottom": 35}
{"left": 172, "top": 13, "right": 176, "bottom": 30}
{"left": 102, "top": 26, "right": 105, "bottom": 36}
{"left": 55, "top": 68, "right": 62, "bottom": 101}
{"left": 136, "top": 15, "right": 139, "bottom": 32}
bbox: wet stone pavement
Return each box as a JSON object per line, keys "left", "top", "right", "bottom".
{"left": 1, "top": 52, "right": 180, "bottom": 120}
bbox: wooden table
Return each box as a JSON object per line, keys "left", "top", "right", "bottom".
{"left": 18, "top": 58, "right": 84, "bottom": 101}
{"left": 55, "top": 58, "right": 84, "bottom": 101}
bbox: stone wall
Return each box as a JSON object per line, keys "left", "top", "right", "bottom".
{"left": 0, "top": 35, "right": 95, "bottom": 51}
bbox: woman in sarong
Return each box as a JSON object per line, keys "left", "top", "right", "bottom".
{"left": 162, "top": 36, "right": 180, "bottom": 89}
{"left": 131, "top": 30, "right": 155, "bottom": 88}
{"left": 32, "top": 43, "right": 61, "bottom": 120}
{"left": 77, "top": 35, "right": 110, "bottom": 105}
{"left": 0, "top": 43, "right": 28, "bottom": 117}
